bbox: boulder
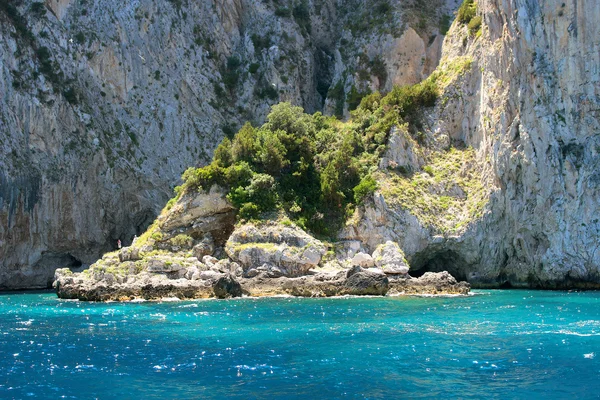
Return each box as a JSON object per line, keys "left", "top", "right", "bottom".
{"left": 146, "top": 258, "right": 184, "bottom": 273}
{"left": 160, "top": 186, "right": 236, "bottom": 244}
{"left": 372, "top": 241, "right": 410, "bottom": 275}
{"left": 213, "top": 275, "right": 243, "bottom": 299}
{"left": 352, "top": 252, "right": 375, "bottom": 268}
{"left": 119, "top": 247, "right": 141, "bottom": 262}
{"left": 416, "top": 271, "right": 459, "bottom": 286}
{"left": 344, "top": 266, "right": 389, "bottom": 295}
{"left": 193, "top": 234, "right": 215, "bottom": 259}
{"left": 213, "top": 259, "right": 240, "bottom": 274}
{"left": 202, "top": 255, "right": 219, "bottom": 266}
{"left": 185, "top": 266, "right": 199, "bottom": 280}
{"left": 199, "top": 270, "right": 223, "bottom": 282}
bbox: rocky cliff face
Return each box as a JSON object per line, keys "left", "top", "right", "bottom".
{"left": 0, "top": 0, "right": 458, "bottom": 289}
{"left": 344, "top": 0, "right": 600, "bottom": 288}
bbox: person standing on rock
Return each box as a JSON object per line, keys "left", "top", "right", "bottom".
{"left": 117, "top": 239, "right": 122, "bottom": 249}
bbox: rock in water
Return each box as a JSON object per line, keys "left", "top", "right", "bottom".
{"left": 213, "top": 275, "right": 243, "bottom": 299}
{"left": 344, "top": 266, "right": 389, "bottom": 295}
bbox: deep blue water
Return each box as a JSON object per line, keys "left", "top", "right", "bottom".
{"left": 0, "top": 290, "right": 599, "bottom": 399}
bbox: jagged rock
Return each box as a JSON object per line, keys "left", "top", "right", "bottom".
{"left": 185, "top": 267, "right": 199, "bottom": 280}
{"left": 225, "top": 221, "right": 326, "bottom": 277}
{"left": 193, "top": 234, "right": 215, "bottom": 259}
{"left": 119, "top": 247, "right": 141, "bottom": 262}
{"left": 212, "top": 259, "right": 240, "bottom": 274}
{"left": 372, "top": 241, "right": 410, "bottom": 275}
{"left": 212, "top": 275, "right": 243, "bottom": 299}
{"left": 416, "top": 271, "right": 460, "bottom": 287}
{"left": 378, "top": 126, "right": 423, "bottom": 172}
{"left": 160, "top": 186, "right": 236, "bottom": 244}
{"left": 199, "top": 270, "right": 223, "bottom": 282}
{"left": 352, "top": 252, "right": 375, "bottom": 268}
{"left": 202, "top": 255, "right": 219, "bottom": 267}
{"left": 333, "top": 240, "right": 363, "bottom": 260}
{"left": 388, "top": 271, "right": 470, "bottom": 295}
{"left": 146, "top": 258, "right": 184, "bottom": 273}
{"left": 344, "top": 266, "right": 389, "bottom": 295}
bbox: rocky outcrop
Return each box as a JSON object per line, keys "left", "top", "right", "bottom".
{"left": 53, "top": 190, "right": 470, "bottom": 300}
{"left": 388, "top": 271, "right": 471, "bottom": 295}
{"left": 0, "top": 0, "right": 459, "bottom": 289}
{"left": 54, "top": 263, "right": 469, "bottom": 301}
{"left": 342, "top": 0, "right": 600, "bottom": 289}
{"left": 225, "top": 221, "right": 327, "bottom": 277}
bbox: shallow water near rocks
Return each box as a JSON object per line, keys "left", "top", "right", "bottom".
{"left": 1, "top": 290, "right": 599, "bottom": 399}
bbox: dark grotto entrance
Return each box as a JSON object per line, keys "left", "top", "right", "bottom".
{"left": 409, "top": 249, "right": 469, "bottom": 282}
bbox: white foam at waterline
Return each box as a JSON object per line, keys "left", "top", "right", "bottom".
{"left": 160, "top": 297, "right": 181, "bottom": 302}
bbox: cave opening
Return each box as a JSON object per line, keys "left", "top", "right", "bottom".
{"left": 409, "top": 249, "right": 469, "bottom": 282}
{"left": 34, "top": 252, "right": 83, "bottom": 288}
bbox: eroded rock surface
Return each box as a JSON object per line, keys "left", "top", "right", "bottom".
{"left": 1, "top": 0, "right": 458, "bottom": 289}
{"left": 342, "top": 0, "right": 600, "bottom": 289}
{"left": 225, "top": 222, "right": 327, "bottom": 277}
{"left": 53, "top": 194, "right": 469, "bottom": 301}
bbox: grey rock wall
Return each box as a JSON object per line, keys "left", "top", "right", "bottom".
{"left": 0, "top": 0, "right": 456, "bottom": 288}
{"left": 344, "top": 0, "right": 600, "bottom": 288}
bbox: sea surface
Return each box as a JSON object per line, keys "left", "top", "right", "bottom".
{"left": 0, "top": 290, "right": 599, "bottom": 399}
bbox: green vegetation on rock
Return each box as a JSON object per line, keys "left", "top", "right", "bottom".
{"left": 179, "top": 78, "right": 440, "bottom": 237}
{"left": 378, "top": 147, "right": 488, "bottom": 233}
{"left": 457, "top": 0, "right": 477, "bottom": 25}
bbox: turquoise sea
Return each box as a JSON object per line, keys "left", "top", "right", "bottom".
{"left": 0, "top": 290, "right": 599, "bottom": 399}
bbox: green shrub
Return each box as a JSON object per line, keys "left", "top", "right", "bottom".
{"left": 165, "top": 197, "right": 177, "bottom": 210}
{"left": 170, "top": 234, "right": 193, "bottom": 248}
{"left": 347, "top": 86, "right": 370, "bottom": 111}
{"left": 172, "top": 79, "right": 439, "bottom": 235}
{"left": 74, "top": 32, "right": 86, "bottom": 45}
{"left": 222, "top": 56, "right": 241, "bottom": 91}
{"left": 257, "top": 84, "right": 279, "bottom": 100}
{"left": 213, "top": 138, "right": 233, "bottom": 167}
{"left": 382, "top": 79, "right": 438, "bottom": 126}
{"left": 232, "top": 122, "right": 258, "bottom": 163}
{"left": 370, "top": 56, "right": 387, "bottom": 87}
{"left": 467, "top": 15, "right": 482, "bottom": 35}
{"left": 457, "top": 0, "right": 477, "bottom": 24}
{"left": 63, "top": 87, "right": 77, "bottom": 104}
{"left": 328, "top": 81, "right": 345, "bottom": 118}
{"left": 151, "top": 232, "right": 163, "bottom": 241}
{"left": 275, "top": 7, "right": 292, "bottom": 17}
{"left": 251, "top": 34, "right": 271, "bottom": 52}
{"left": 239, "top": 202, "right": 260, "bottom": 220}
{"left": 224, "top": 162, "right": 254, "bottom": 188}
{"left": 29, "top": 2, "right": 46, "bottom": 18}
{"left": 249, "top": 63, "right": 260, "bottom": 74}
{"left": 293, "top": 1, "right": 311, "bottom": 33}
{"left": 353, "top": 175, "right": 377, "bottom": 204}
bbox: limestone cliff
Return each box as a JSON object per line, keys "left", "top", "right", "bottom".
{"left": 0, "top": 0, "right": 457, "bottom": 289}
{"left": 344, "top": 0, "right": 600, "bottom": 288}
